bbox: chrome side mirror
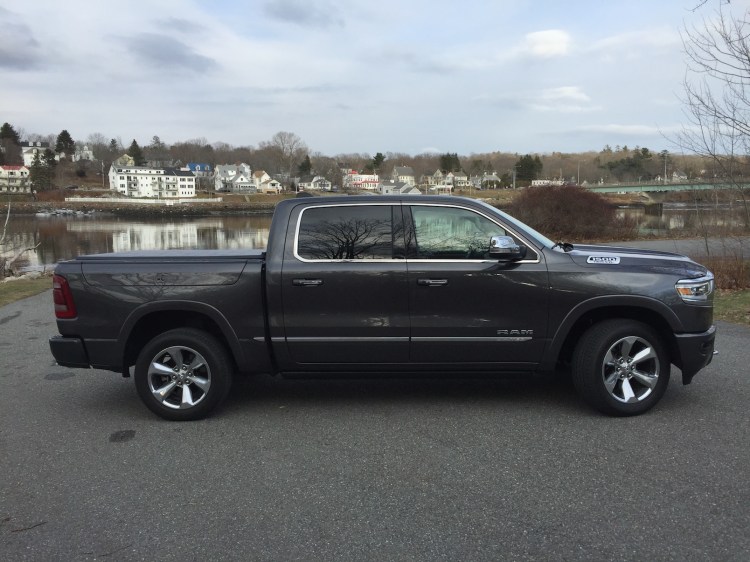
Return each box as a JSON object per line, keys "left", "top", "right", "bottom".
{"left": 489, "top": 235, "right": 526, "bottom": 261}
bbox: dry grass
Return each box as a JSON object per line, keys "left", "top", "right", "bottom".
{"left": 0, "top": 276, "right": 52, "bottom": 308}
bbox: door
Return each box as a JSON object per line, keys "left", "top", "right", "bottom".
{"left": 280, "top": 203, "right": 410, "bottom": 366}
{"left": 406, "top": 203, "right": 549, "bottom": 366}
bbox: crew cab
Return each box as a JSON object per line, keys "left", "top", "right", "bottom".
{"left": 49, "top": 196, "right": 716, "bottom": 420}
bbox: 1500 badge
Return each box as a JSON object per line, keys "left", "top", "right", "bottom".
{"left": 587, "top": 255, "right": 621, "bottom": 264}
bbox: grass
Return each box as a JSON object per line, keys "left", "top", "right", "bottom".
{"left": 714, "top": 290, "right": 750, "bottom": 326}
{"left": 0, "top": 276, "right": 52, "bottom": 308}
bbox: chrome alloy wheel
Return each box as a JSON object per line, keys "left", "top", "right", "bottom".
{"left": 146, "top": 345, "right": 211, "bottom": 410}
{"left": 602, "top": 336, "right": 660, "bottom": 403}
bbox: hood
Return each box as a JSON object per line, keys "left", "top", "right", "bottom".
{"left": 565, "top": 244, "right": 709, "bottom": 278}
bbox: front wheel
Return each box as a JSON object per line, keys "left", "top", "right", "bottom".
{"left": 572, "top": 319, "right": 670, "bottom": 416}
{"left": 135, "top": 328, "right": 233, "bottom": 421}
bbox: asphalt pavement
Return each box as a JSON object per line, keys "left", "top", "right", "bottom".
{"left": 1, "top": 290, "right": 749, "bottom": 561}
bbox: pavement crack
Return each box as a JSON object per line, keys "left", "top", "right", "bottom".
{"left": 11, "top": 521, "right": 47, "bottom": 533}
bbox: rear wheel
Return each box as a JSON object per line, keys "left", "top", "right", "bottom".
{"left": 572, "top": 319, "right": 670, "bottom": 416}
{"left": 134, "top": 328, "right": 233, "bottom": 421}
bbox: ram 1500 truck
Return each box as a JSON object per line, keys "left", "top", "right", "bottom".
{"left": 49, "top": 195, "right": 716, "bottom": 420}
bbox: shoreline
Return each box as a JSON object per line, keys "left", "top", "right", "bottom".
{"left": 5, "top": 199, "right": 279, "bottom": 217}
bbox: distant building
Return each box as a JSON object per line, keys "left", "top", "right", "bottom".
{"left": 0, "top": 165, "right": 30, "bottom": 193}
{"left": 298, "top": 175, "right": 333, "bottom": 191}
{"left": 391, "top": 166, "right": 416, "bottom": 186}
{"left": 253, "top": 170, "right": 282, "bottom": 194}
{"left": 344, "top": 171, "right": 379, "bottom": 190}
{"left": 187, "top": 163, "right": 212, "bottom": 177}
{"left": 214, "top": 163, "right": 254, "bottom": 192}
{"left": 108, "top": 165, "right": 196, "bottom": 198}
{"left": 71, "top": 145, "right": 95, "bottom": 162}
{"left": 113, "top": 154, "right": 136, "bottom": 167}
{"left": 379, "top": 180, "right": 421, "bottom": 195}
{"left": 20, "top": 142, "right": 50, "bottom": 166}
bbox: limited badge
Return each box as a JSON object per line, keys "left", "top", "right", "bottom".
{"left": 587, "top": 255, "right": 620, "bottom": 264}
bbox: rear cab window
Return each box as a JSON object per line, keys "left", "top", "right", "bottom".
{"left": 295, "top": 205, "right": 400, "bottom": 261}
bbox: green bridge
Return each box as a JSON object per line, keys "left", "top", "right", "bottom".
{"left": 586, "top": 182, "right": 739, "bottom": 194}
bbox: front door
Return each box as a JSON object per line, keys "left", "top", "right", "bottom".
{"left": 280, "top": 203, "right": 410, "bottom": 366}
{"left": 406, "top": 203, "right": 549, "bottom": 366}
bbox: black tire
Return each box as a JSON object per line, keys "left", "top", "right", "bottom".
{"left": 572, "top": 319, "right": 670, "bottom": 416}
{"left": 134, "top": 328, "right": 233, "bottom": 421}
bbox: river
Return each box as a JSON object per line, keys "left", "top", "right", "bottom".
{"left": 2, "top": 203, "right": 747, "bottom": 272}
{"left": 2, "top": 214, "right": 273, "bottom": 271}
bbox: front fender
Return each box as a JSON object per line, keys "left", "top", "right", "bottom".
{"left": 540, "top": 295, "right": 684, "bottom": 372}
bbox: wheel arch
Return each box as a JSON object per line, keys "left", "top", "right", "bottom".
{"left": 542, "top": 296, "right": 682, "bottom": 372}
{"left": 119, "top": 301, "right": 243, "bottom": 373}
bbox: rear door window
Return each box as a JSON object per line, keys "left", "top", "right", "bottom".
{"left": 296, "top": 205, "right": 394, "bottom": 260}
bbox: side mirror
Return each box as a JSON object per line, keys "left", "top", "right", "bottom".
{"left": 489, "top": 235, "right": 527, "bottom": 261}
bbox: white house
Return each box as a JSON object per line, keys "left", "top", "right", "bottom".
{"left": 0, "top": 165, "right": 30, "bottom": 193}
{"left": 298, "top": 176, "right": 332, "bottom": 191}
{"left": 379, "top": 180, "right": 421, "bottom": 195}
{"left": 391, "top": 166, "right": 416, "bottom": 186}
{"left": 344, "top": 171, "right": 379, "bottom": 190}
{"left": 214, "top": 163, "right": 254, "bottom": 192}
{"left": 108, "top": 165, "right": 196, "bottom": 198}
{"left": 20, "top": 142, "right": 50, "bottom": 166}
{"left": 253, "top": 170, "right": 282, "bottom": 194}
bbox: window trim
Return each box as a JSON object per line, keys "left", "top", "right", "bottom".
{"left": 292, "top": 201, "right": 540, "bottom": 264}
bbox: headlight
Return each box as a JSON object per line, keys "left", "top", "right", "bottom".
{"left": 676, "top": 273, "right": 714, "bottom": 303}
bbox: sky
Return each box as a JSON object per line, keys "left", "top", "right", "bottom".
{"left": 1, "top": 0, "right": 748, "bottom": 157}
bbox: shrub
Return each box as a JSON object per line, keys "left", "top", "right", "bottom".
{"left": 509, "top": 185, "right": 635, "bottom": 241}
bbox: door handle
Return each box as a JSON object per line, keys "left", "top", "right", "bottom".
{"left": 417, "top": 278, "right": 448, "bottom": 287}
{"left": 293, "top": 278, "right": 323, "bottom": 287}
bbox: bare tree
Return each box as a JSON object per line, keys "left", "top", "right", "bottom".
{"left": 676, "top": 5, "right": 750, "bottom": 229}
{"left": 260, "top": 131, "right": 307, "bottom": 188}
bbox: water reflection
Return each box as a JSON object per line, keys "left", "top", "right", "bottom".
{"left": 2, "top": 214, "right": 272, "bottom": 271}
{"left": 616, "top": 203, "right": 748, "bottom": 234}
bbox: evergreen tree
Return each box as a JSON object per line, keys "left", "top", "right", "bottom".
{"left": 0, "top": 122, "right": 23, "bottom": 165}
{"left": 515, "top": 154, "right": 543, "bottom": 182}
{"left": 297, "top": 154, "right": 312, "bottom": 176}
{"left": 372, "top": 152, "right": 386, "bottom": 173}
{"left": 439, "top": 152, "right": 461, "bottom": 172}
{"left": 55, "top": 129, "right": 75, "bottom": 156}
{"left": 127, "top": 139, "right": 145, "bottom": 166}
{"left": 29, "top": 151, "right": 56, "bottom": 191}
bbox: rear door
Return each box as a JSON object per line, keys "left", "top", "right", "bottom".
{"left": 280, "top": 202, "right": 410, "bottom": 366}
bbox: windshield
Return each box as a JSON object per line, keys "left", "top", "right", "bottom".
{"left": 474, "top": 199, "right": 556, "bottom": 249}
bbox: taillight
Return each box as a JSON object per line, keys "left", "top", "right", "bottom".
{"left": 53, "top": 274, "right": 77, "bottom": 319}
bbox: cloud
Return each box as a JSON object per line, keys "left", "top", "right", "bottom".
{"left": 529, "top": 86, "right": 599, "bottom": 112}
{"left": 479, "top": 86, "right": 598, "bottom": 113}
{"left": 119, "top": 33, "right": 218, "bottom": 71}
{"left": 263, "top": 0, "right": 344, "bottom": 28}
{"left": 575, "top": 124, "right": 668, "bottom": 136}
{"left": 521, "top": 30, "right": 572, "bottom": 59}
{"left": 0, "top": 7, "right": 42, "bottom": 69}
{"left": 588, "top": 27, "right": 680, "bottom": 61}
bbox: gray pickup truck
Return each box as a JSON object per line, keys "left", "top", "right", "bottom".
{"left": 49, "top": 195, "right": 716, "bottom": 420}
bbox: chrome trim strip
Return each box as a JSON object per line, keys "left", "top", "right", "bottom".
{"left": 291, "top": 201, "right": 542, "bottom": 265}
{"left": 282, "top": 336, "right": 532, "bottom": 343}
{"left": 411, "top": 336, "right": 533, "bottom": 342}
{"left": 286, "top": 337, "right": 410, "bottom": 343}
